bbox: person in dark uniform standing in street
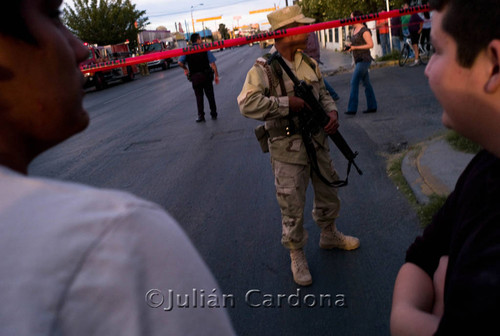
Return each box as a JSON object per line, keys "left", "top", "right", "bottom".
{"left": 178, "top": 33, "right": 220, "bottom": 122}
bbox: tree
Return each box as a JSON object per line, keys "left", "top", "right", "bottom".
{"left": 218, "top": 24, "right": 230, "bottom": 40}
{"left": 63, "top": 0, "right": 149, "bottom": 50}
{"left": 299, "top": 0, "right": 407, "bottom": 23}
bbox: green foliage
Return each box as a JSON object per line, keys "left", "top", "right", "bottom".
{"left": 63, "top": 0, "right": 149, "bottom": 50}
{"left": 218, "top": 24, "right": 230, "bottom": 40}
{"left": 387, "top": 149, "right": 447, "bottom": 228}
{"left": 418, "top": 194, "right": 447, "bottom": 227}
{"left": 376, "top": 50, "right": 400, "bottom": 61}
{"left": 387, "top": 152, "right": 418, "bottom": 204}
{"left": 299, "top": 0, "right": 408, "bottom": 23}
{"left": 445, "top": 130, "right": 482, "bottom": 154}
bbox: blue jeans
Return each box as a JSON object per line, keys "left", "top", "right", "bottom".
{"left": 323, "top": 79, "right": 339, "bottom": 101}
{"left": 347, "top": 61, "right": 377, "bottom": 112}
{"left": 392, "top": 36, "right": 401, "bottom": 52}
{"left": 380, "top": 33, "right": 390, "bottom": 56}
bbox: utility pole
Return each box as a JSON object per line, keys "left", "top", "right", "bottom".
{"left": 385, "top": 0, "right": 393, "bottom": 53}
{"left": 191, "top": 3, "right": 203, "bottom": 35}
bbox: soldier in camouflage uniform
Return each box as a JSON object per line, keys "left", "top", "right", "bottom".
{"left": 237, "top": 5, "right": 360, "bottom": 286}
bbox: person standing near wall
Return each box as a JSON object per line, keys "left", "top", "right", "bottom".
{"left": 408, "top": 11, "right": 424, "bottom": 66}
{"left": 401, "top": 2, "right": 411, "bottom": 38}
{"left": 376, "top": 10, "right": 390, "bottom": 56}
{"left": 391, "top": 14, "right": 402, "bottom": 52}
{"left": 345, "top": 11, "right": 378, "bottom": 115}
{"left": 419, "top": 11, "right": 432, "bottom": 53}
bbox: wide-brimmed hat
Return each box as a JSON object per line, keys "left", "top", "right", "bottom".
{"left": 267, "top": 5, "right": 315, "bottom": 31}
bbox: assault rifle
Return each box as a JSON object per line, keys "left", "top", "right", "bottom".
{"left": 269, "top": 52, "right": 362, "bottom": 185}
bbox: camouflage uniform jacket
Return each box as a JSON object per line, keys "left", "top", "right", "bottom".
{"left": 237, "top": 48, "right": 337, "bottom": 165}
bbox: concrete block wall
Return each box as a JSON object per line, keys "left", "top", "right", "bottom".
{"left": 317, "top": 20, "right": 387, "bottom": 59}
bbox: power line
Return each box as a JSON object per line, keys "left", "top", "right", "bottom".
{"left": 147, "top": 0, "right": 275, "bottom": 18}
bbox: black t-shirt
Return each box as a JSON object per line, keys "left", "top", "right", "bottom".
{"left": 351, "top": 26, "right": 372, "bottom": 63}
{"left": 408, "top": 13, "right": 423, "bottom": 34}
{"left": 185, "top": 49, "right": 210, "bottom": 74}
{"left": 406, "top": 150, "right": 500, "bottom": 334}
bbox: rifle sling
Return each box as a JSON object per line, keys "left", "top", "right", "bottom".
{"left": 271, "top": 52, "right": 351, "bottom": 188}
{"left": 301, "top": 127, "right": 349, "bottom": 188}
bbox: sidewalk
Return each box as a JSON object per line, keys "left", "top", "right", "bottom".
{"left": 317, "top": 47, "right": 353, "bottom": 75}
{"left": 402, "top": 138, "right": 475, "bottom": 204}
{"left": 318, "top": 47, "right": 397, "bottom": 75}
{"left": 317, "top": 47, "right": 476, "bottom": 205}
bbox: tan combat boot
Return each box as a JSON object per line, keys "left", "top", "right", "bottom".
{"left": 319, "top": 224, "right": 360, "bottom": 250}
{"left": 290, "top": 248, "right": 312, "bottom": 286}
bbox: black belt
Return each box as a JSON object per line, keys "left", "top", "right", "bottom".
{"left": 267, "top": 117, "right": 300, "bottom": 138}
{"left": 267, "top": 125, "right": 295, "bottom": 138}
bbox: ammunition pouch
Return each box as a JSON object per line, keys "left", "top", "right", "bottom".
{"left": 267, "top": 126, "right": 294, "bottom": 138}
{"left": 254, "top": 124, "right": 269, "bottom": 153}
{"left": 255, "top": 115, "right": 301, "bottom": 153}
{"left": 265, "top": 116, "right": 300, "bottom": 138}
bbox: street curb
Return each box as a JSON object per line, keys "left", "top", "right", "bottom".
{"left": 402, "top": 145, "right": 431, "bottom": 204}
{"left": 401, "top": 137, "right": 475, "bottom": 205}
{"left": 371, "top": 60, "right": 400, "bottom": 69}
{"left": 322, "top": 59, "right": 400, "bottom": 77}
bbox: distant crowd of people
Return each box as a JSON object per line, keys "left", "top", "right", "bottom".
{"left": 375, "top": 2, "right": 433, "bottom": 61}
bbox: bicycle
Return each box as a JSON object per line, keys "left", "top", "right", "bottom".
{"left": 399, "top": 34, "right": 433, "bottom": 66}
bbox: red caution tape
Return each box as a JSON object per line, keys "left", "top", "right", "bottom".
{"left": 80, "top": 4, "right": 429, "bottom": 74}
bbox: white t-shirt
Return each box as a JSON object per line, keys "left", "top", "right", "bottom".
{"left": 419, "top": 12, "right": 432, "bottom": 29}
{"left": 0, "top": 165, "right": 235, "bottom": 335}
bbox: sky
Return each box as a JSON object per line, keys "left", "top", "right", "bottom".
{"left": 63, "top": 0, "right": 286, "bottom": 33}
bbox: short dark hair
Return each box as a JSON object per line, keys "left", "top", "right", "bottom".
{"left": 429, "top": 0, "right": 500, "bottom": 67}
{"left": 190, "top": 33, "right": 200, "bottom": 44}
{"left": 0, "top": 1, "right": 36, "bottom": 44}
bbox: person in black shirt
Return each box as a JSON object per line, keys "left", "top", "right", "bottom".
{"left": 345, "top": 11, "right": 377, "bottom": 115}
{"left": 390, "top": 0, "right": 500, "bottom": 335}
{"left": 390, "top": 15, "right": 402, "bottom": 52}
{"left": 178, "top": 33, "right": 220, "bottom": 122}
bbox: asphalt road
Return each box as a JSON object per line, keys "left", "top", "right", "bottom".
{"left": 30, "top": 45, "right": 445, "bottom": 335}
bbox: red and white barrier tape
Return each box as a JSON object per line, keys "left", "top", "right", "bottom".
{"left": 80, "top": 4, "right": 430, "bottom": 74}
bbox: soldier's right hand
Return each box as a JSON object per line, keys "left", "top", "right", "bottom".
{"left": 289, "top": 96, "right": 311, "bottom": 116}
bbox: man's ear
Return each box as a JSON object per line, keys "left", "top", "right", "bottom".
{"left": 484, "top": 40, "right": 500, "bottom": 94}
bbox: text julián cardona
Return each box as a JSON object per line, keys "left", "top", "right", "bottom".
{"left": 145, "top": 288, "right": 347, "bottom": 311}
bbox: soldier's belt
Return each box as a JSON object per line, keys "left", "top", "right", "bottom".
{"left": 267, "top": 125, "right": 296, "bottom": 138}
{"left": 266, "top": 116, "right": 300, "bottom": 138}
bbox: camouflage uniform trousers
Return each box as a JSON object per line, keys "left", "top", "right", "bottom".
{"left": 271, "top": 148, "right": 341, "bottom": 250}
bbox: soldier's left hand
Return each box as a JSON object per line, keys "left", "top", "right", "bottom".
{"left": 324, "top": 110, "right": 339, "bottom": 134}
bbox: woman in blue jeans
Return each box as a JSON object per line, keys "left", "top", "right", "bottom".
{"left": 345, "top": 11, "right": 377, "bottom": 115}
